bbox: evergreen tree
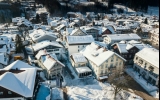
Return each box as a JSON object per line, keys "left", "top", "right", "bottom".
{"left": 36, "top": 13, "right": 40, "bottom": 23}
{"left": 15, "top": 34, "right": 23, "bottom": 53}
{"left": 144, "top": 18, "right": 148, "bottom": 24}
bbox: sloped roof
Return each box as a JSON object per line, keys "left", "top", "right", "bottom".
{"left": 70, "top": 53, "right": 87, "bottom": 63}
{"left": 136, "top": 48, "right": 159, "bottom": 68}
{"left": 4, "top": 60, "right": 42, "bottom": 71}
{"left": 32, "top": 40, "right": 63, "bottom": 52}
{"left": 80, "top": 42, "right": 126, "bottom": 66}
{"left": 0, "top": 68, "right": 37, "bottom": 97}
{"left": 106, "top": 33, "right": 141, "bottom": 41}
{"left": 66, "top": 35, "right": 94, "bottom": 45}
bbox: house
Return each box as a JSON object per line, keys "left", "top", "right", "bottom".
{"left": 70, "top": 53, "right": 92, "bottom": 78}
{"left": 111, "top": 40, "right": 152, "bottom": 65}
{"left": 28, "top": 29, "right": 57, "bottom": 43}
{"left": 65, "top": 27, "right": 87, "bottom": 36}
{"left": 0, "top": 36, "right": 15, "bottom": 54}
{"left": 36, "top": 50, "right": 65, "bottom": 79}
{"left": 80, "top": 26, "right": 99, "bottom": 40}
{"left": 149, "top": 28, "right": 159, "bottom": 46}
{"left": 133, "top": 48, "right": 159, "bottom": 86}
{"left": 25, "top": 40, "right": 65, "bottom": 60}
{"left": 66, "top": 35, "right": 94, "bottom": 56}
{"left": 98, "top": 26, "right": 116, "bottom": 41}
{"left": 140, "top": 24, "right": 153, "bottom": 38}
{"left": 0, "top": 60, "right": 41, "bottom": 100}
{"left": 80, "top": 42, "right": 126, "bottom": 81}
{"left": 0, "top": 53, "right": 8, "bottom": 69}
{"left": 103, "top": 33, "right": 141, "bottom": 46}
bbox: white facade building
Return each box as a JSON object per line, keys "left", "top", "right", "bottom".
{"left": 80, "top": 42, "right": 126, "bottom": 80}
{"left": 66, "top": 35, "right": 94, "bottom": 56}
{"left": 133, "top": 48, "right": 159, "bottom": 86}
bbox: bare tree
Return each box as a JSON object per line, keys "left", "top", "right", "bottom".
{"left": 107, "top": 67, "right": 130, "bottom": 100}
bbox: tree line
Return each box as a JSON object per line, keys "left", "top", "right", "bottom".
{"left": 108, "top": 0, "right": 159, "bottom": 12}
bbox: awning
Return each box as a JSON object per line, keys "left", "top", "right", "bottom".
{"left": 99, "top": 76, "right": 108, "bottom": 80}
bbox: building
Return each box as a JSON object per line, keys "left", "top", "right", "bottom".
{"left": 26, "top": 40, "right": 65, "bottom": 60}
{"left": 149, "top": 28, "right": 159, "bottom": 46}
{"left": 80, "top": 26, "right": 100, "bottom": 40}
{"left": 66, "top": 35, "right": 94, "bottom": 56}
{"left": 0, "top": 60, "right": 41, "bottom": 100}
{"left": 70, "top": 53, "right": 92, "bottom": 78}
{"left": 0, "top": 53, "right": 9, "bottom": 69}
{"left": 80, "top": 42, "right": 126, "bottom": 81}
{"left": 28, "top": 29, "right": 57, "bottom": 43}
{"left": 133, "top": 48, "right": 159, "bottom": 86}
{"left": 111, "top": 40, "right": 152, "bottom": 65}
{"left": 0, "top": 36, "right": 15, "bottom": 54}
{"left": 36, "top": 50, "right": 65, "bottom": 79}
{"left": 103, "top": 33, "right": 141, "bottom": 45}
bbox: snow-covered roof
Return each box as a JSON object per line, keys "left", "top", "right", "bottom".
{"left": 32, "top": 40, "right": 63, "bottom": 52}
{"left": 36, "top": 50, "right": 64, "bottom": 71}
{"left": 117, "top": 44, "right": 128, "bottom": 53}
{"left": 80, "top": 42, "right": 126, "bottom": 66}
{"left": 70, "top": 53, "right": 87, "bottom": 63}
{"left": 4, "top": 60, "right": 42, "bottom": 71}
{"left": 0, "top": 67, "right": 37, "bottom": 97}
{"left": 66, "top": 35, "right": 94, "bottom": 45}
{"left": 75, "top": 66, "right": 92, "bottom": 74}
{"left": 55, "top": 24, "right": 66, "bottom": 31}
{"left": 43, "top": 56, "right": 57, "bottom": 70}
{"left": 105, "top": 33, "right": 141, "bottom": 41}
{"left": 29, "top": 29, "right": 57, "bottom": 42}
{"left": 136, "top": 48, "right": 159, "bottom": 68}
{"left": 35, "top": 49, "right": 49, "bottom": 60}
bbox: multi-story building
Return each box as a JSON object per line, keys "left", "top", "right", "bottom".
{"left": 66, "top": 35, "right": 94, "bottom": 56}
{"left": 80, "top": 42, "right": 126, "bottom": 81}
{"left": 133, "top": 48, "right": 159, "bottom": 86}
{"left": 36, "top": 50, "right": 65, "bottom": 79}
{"left": 149, "top": 28, "right": 159, "bottom": 46}
{"left": 103, "top": 33, "right": 141, "bottom": 46}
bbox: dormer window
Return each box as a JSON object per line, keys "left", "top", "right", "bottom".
{"left": 8, "top": 91, "right": 12, "bottom": 94}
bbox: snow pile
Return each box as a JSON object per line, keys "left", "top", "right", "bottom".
{"left": 51, "top": 87, "right": 63, "bottom": 100}
{"left": 125, "top": 68, "right": 158, "bottom": 97}
{"left": 67, "top": 82, "right": 143, "bottom": 100}
{"left": 36, "top": 82, "right": 50, "bottom": 100}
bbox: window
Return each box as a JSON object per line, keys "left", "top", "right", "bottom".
{"left": 54, "top": 49, "right": 59, "bottom": 51}
{"left": 138, "top": 59, "right": 143, "bottom": 64}
{"left": 116, "top": 58, "right": 118, "bottom": 61}
{"left": 111, "top": 57, "right": 114, "bottom": 62}
{"left": 115, "top": 62, "right": 118, "bottom": 66}
{"left": 135, "top": 57, "right": 138, "bottom": 60}
{"left": 8, "top": 91, "right": 12, "bottom": 94}
{"left": 0, "top": 92, "right": 3, "bottom": 95}
{"left": 105, "top": 64, "right": 107, "bottom": 68}
{"left": 119, "top": 62, "right": 121, "bottom": 65}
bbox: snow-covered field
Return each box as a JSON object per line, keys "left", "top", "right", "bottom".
{"left": 125, "top": 68, "right": 159, "bottom": 98}
{"left": 67, "top": 81, "right": 143, "bottom": 100}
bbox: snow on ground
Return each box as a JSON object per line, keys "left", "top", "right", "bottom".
{"left": 36, "top": 82, "right": 50, "bottom": 100}
{"left": 51, "top": 87, "right": 63, "bottom": 100}
{"left": 40, "top": 72, "right": 47, "bottom": 80}
{"left": 66, "top": 61, "right": 79, "bottom": 79}
{"left": 125, "top": 68, "right": 159, "bottom": 98}
{"left": 67, "top": 80, "right": 143, "bottom": 100}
